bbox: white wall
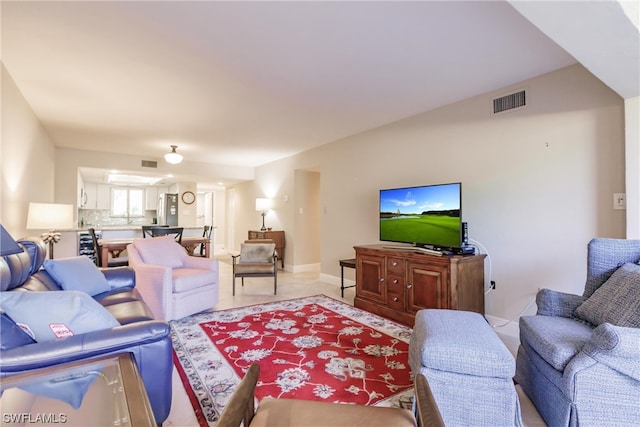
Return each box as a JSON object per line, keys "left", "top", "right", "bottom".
{"left": 234, "top": 64, "right": 626, "bottom": 323}
{"left": 3, "top": 61, "right": 628, "bottom": 327}
{"left": 1, "top": 65, "right": 56, "bottom": 237}
{"left": 625, "top": 96, "right": 640, "bottom": 238}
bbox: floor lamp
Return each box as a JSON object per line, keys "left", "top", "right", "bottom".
{"left": 26, "top": 203, "right": 74, "bottom": 259}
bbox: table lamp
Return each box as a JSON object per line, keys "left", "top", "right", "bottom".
{"left": 1, "top": 225, "right": 24, "bottom": 256}
{"left": 255, "top": 198, "right": 272, "bottom": 231}
{"left": 26, "top": 203, "right": 74, "bottom": 259}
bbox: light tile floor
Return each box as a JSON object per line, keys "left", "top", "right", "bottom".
{"left": 163, "top": 255, "right": 546, "bottom": 426}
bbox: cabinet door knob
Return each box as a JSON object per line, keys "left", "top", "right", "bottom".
{"left": 392, "top": 279, "right": 398, "bottom": 284}
{"left": 407, "top": 284, "right": 413, "bottom": 289}
{"left": 392, "top": 261, "right": 398, "bottom": 266}
{"left": 393, "top": 297, "right": 399, "bottom": 302}
{"left": 379, "top": 278, "right": 384, "bottom": 283}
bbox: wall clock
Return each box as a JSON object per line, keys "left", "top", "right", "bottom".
{"left": 181, "top": 191, "right": 196, "bottom": 205}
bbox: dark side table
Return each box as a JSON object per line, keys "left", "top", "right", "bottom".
{"left": 339, "top": 258, "right": 356, "bottom": 297}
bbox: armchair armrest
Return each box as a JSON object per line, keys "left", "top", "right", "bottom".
{"left": 579, "top": 323, "right": 640, "bottom": 381}
{"left": 536, "top": 288, "right": 586, "bottom": 318}
{"left": 182, "top": 255, "right": 218, "bottom": 271}
{"left": 129, "top": 263, "right": 172, "bottom": 320}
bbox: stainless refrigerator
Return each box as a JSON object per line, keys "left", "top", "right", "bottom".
{"left": 158, "top": 193, "right": 179, "bottom": 226}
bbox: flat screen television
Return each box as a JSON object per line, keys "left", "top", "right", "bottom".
{"left": 379, "top": 182, "right": 463, "bottom": 251}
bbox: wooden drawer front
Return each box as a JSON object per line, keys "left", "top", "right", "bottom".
{"left": 386, "top": 274, "right": 405, "bottom": 292}
{"left": 248, "top": 231, "right": 264, "bottom": 239}
{"left": 387, "top": 257, "right": 404, "bottom": 274}
{"left": 387, "top": 291, "right": 405, "bottom": 310}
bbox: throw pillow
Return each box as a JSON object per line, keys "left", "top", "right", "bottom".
{"left": 0, "top": 291, "right": 120, "bottom": 342}
{"left": 574, "top": 262, "right": 640, "bottom": 327}
{"left": 43, "top": 256, "right": 110, "bottom": 296}
{"left": 133, "top": 236, "right": 184, "bottom": 268}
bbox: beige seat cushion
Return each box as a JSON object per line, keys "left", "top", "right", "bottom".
{"left": 234, "top": 263, "right": 275, "bottom": 275}
{"left": 250, "top": 398, "right": 416, "bottom": 427}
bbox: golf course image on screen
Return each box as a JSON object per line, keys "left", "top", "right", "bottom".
{"left": 379, "top": 183, "right": 461, "bottom": 248}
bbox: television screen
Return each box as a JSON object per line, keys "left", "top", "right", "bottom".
{"left": 379, "top": 182, "right": 462, "bottom": 249}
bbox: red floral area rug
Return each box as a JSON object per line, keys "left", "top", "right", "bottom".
{"left": 170, "top": 295, "right": 414, "bottom": 427}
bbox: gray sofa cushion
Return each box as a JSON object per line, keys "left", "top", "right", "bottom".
{"left": 575, "top": 263, "right": 640, "bottom": 327}
{"left": 519, "top": 315, "right": 593, "bottom": 371}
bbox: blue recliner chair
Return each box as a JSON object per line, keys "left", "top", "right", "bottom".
{"left": 1, "top": 237, "right": 173, "bottom": 424}
{"left": 516, "top": 238, "right": 640, "bottom": 426}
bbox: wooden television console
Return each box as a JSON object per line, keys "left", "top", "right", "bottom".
{"left": 354, "top": 244, "right": 486, "bottom": 327}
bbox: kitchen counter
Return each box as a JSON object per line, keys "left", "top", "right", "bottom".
{"left": 54, "top": 226, "right": 207, "bottom": 259}
{"left": 74, "top": 226, "right": 202, "bottom": 232}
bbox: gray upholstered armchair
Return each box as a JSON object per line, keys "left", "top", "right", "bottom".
{"left": 231, "top": 241, "right": 277, "bottom": 296}
{"left": 515, "top": 238, "right": 640, "bottom": 427}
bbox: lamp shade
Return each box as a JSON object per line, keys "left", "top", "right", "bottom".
{"left": 0, "top": 225, "right": 23, "bottom": 256}
{"left": 164, "top": 145, "right": 184, "bottom": 164}
{"left": 27, "top": 203, "right": 74, "bottom": 230}
{"left": 255, "top": 198, "right": 272, "bottom": 212}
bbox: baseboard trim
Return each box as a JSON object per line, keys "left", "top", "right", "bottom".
{"left": 290, "top": 263, "right": 321, "bottom": 273}
{"left": 319, "top": 273, "right": 355, "bottom": 288}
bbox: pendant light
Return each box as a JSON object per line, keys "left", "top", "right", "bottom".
{"left": 164, "top": 145, "right": 183, "bottom": 164}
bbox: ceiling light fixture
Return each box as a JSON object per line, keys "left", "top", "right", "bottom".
{"left": 164, "top": 145, "right": 183, "bottom": 164}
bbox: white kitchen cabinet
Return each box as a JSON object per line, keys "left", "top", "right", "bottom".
{"left": 77, "top": 173, "right": 85, "bottom": 208}
{"left": 96, "top": 184, "right": 111, "bottom": 210}
{"left": 83, "top": 183, "right": 110, "bottom": 210}
{"left": 84, "top": 183, "right": 97, "bottom": 209}
{"left": 145, "top": 186, "right": 158, "bottom": 210}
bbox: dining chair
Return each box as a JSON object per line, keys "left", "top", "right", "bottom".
{"left": 87, "top": 228, "right": 128, "bottom": 267}
{"left": 150, "top": 226, "right": 183, "bottom": 244}
{"left": 142, "top": 224, "right": 169, "bottom": 238}
{"left": 195, "top": 225, "right": 213, "bottom": 257}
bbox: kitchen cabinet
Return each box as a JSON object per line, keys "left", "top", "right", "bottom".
{"left": 145, "top": 187, "right": 158, "bottom": 210}
{"left": 83, "top": 183, "right": 111, "bottom": 210}
{"left": 84, "top": 183, "right": 97, "bottom": 209}
{"left": 96, "top": 184, "right": 110, "bottom": 210}
{"left": 78, "top": 173, "right": 85, "bottom": 208}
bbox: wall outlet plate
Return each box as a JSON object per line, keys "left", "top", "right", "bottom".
{"left": 613, "top": 193, "right": 626, "bottom": 210}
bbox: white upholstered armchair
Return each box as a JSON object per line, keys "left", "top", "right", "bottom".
{"left": 127, "top": 236, "right": 219, "bottom": 321}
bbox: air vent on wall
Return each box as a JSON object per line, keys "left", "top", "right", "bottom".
{"left": 141, "top": 160, "right": 158, "bottom": 168}
{"left": 493, "top": 90, "right": 526, "bottom": 114}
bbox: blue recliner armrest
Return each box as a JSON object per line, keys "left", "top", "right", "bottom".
{"left": 0, "top": 320, "right": 173, "bottom": 423}
{"left": 101, "top": 266, "right": 136, "bottom": 290}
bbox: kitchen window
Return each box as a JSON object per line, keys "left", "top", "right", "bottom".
{"left": 111, "top": 188, "right": 144, "bottom": 218}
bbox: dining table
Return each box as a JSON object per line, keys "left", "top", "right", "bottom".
{"left": 98, "top": 236, "right": 211, "bottom": 268}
